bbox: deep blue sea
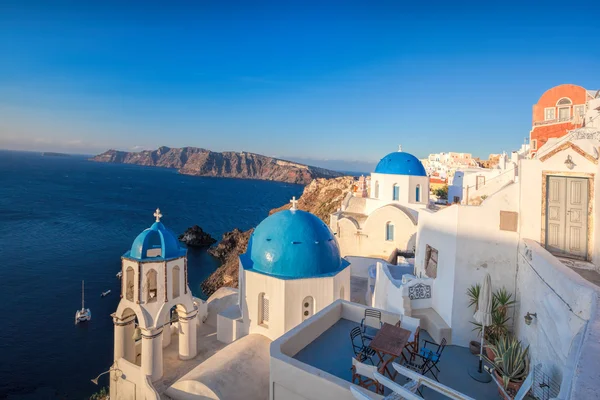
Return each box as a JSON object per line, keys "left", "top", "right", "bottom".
{"left": 0, "top": 150, "right": 302, "bottom": 400}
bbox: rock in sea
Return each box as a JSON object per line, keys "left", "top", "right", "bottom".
{"left": 178, "top": 225, "right": 217, "bottom": 247}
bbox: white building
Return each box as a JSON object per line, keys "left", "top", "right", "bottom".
{"left": 330, "top": 148, "right": 430, "bottom": 260}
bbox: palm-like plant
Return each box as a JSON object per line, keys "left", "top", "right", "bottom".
{"left": 484, "top": 335, "right": 530, "bottom": 389}
{"left": 467, "top": 285, "right": 515, "bottom": 345}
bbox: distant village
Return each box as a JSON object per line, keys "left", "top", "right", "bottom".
{"left": 103, "top": 84, "right": 600, "bottom": 400}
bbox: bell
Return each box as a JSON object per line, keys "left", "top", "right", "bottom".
{"left": 132, "top": 327, "right": 142, "bottom": 341}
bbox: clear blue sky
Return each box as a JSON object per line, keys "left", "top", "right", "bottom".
{"left": 1, "top": 1, "right": 598, "bottom": 168}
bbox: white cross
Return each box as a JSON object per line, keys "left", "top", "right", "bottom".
{"left": 398, "top": 144, "right": 403, "bottom": 152}
{"left": 153, "top": 208, "right": 163, "bottom": 222}
{"left": 290, "top": 196, "right": 299, "bottom": 210}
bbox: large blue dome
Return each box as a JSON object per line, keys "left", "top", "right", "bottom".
{"left": 374, "top": 151, "right": 427, "bottom": 176}
{"left": 242, "top": 209, "right": 348, "bottom": 279}
{"left": 125, "top": 221, "right": 186, "bottom": 261}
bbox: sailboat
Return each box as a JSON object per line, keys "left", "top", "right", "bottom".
{"left": 75, "top": 280, "right": 92, "bottom": 324}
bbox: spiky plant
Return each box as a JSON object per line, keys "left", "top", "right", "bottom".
{"left": 466, "top": 284, "right": 481, "bottom": 310}
{"left": 484, "top": 335, "right": 530, "bottom": 389}
{"left": 467, "top": 285, "right": 516, "bottom": 345}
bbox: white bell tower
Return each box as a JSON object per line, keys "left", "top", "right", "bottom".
{"left": 112, "top": 209, "right": 198, "bottom": 384}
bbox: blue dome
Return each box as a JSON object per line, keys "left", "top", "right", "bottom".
{"left": 126, "top": 221, "right": 186, "bottom": 261}
{"left": 242, "top": 209, "right": 348, "bottom": 279}
{"left": 374, "top": 151, "right": 427, "bottom": 176}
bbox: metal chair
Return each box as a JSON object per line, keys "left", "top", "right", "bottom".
{"left": 351, "top": 326, "right": 377, "bottom": 365}
{"left": 361, "top": 309, "right": 382, "bottom": 340}
{"left": 351, "top": 357, "right": 384, "bottom": 394}
{"left": 404, "top": 338, "right": 447, "bottom": 382}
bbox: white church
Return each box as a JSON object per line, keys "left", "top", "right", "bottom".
{"left": 330, "top": 146, "right": 430, "bottom": 260}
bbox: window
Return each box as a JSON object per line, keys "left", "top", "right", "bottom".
{"left": 340, "top": 286, "right": 345, "bottom": 300}
{"left": 374, "top": 181, "right": 379, "bottom": 198}
{"left": 531, "top": 139, "right": 537, "bottom": 151}
{"left": 424, "top": 245, "right": 439, "bottom": 278}
{"left": 302, "top": 296, "right": 315, "bottom": 321}
{"left": 146, "top": 269, "right": 158, "bottom": 303}
{"left": 393, "top": 184, "right": 400, "bottom": 201}
{"left": 556, "top": 97, "right": 572, "bottom": 106}
{"left": 544, "top": 107, "right": 555, "bottom": 121}
{"left": 385, "top": 222, "right": 394, "bottom": 241}
{"left": 125, "top": 267, "right": 135, "bottom": 301}
{"left": 574, "top": 105, "right": 585, "bottom": 118}
{"left": 415, "top": 185, "right": 421, "bottom": 202}
{"left": 558, "top": 106, "right": 570, "bottom": 120}
{"left": 172, "top": 266, "right": 180, "bottom": 299}
{"left": 259, "top": 293, "right": 269, "bottom": 326}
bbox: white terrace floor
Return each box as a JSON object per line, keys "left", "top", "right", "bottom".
{"left": 292, "top": 318, "right": 499, "bottom": 400}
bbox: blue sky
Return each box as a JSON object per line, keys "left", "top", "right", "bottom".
{"left": 0, "top": 1, "right": 598, "bottom": 169}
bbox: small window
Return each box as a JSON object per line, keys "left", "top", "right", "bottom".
{"left": 302, "top": 296, "right": 315, "bottom": 321}
{"left": 125, "top": 267, "right": 135, "bottom": 301}
{"left": 544, "top": 107, "right": 555, "bottom": 121}
{"left": 374, "top": 181, "right": 379, "bottom": 198}
{"left": 385, "top": 222, "right": 394, "bottom": 241}
{"left": 557, "top": 97, "right": 572, "bottom": 106}
{"left": 340, "top": 286, "right": 345, "bottom": 300}
{"left": 424, "top": 245, "right": 439, "bottom": 278}
{"left": 259, "top": 293, "right": 269, "bottom": 326}
{"left": 393, "top": 184, "right": 400, "bottom": 201}
{"left": 415, "top": 185, "right": 421, "bottom": 202}
{"left": 531, "top": 139, "right": 537, "bottom": 151}
{"left": 558, "top": 106, "right": 570, "bottom": 120}
{"left": 172, "top": 266, "right": 180, "bottom": 299}
{"left": 146, "top": 269, "right": 158, "bottom": 303}
{"left": 573, "top": 105, "right": 585, "bottom": 118}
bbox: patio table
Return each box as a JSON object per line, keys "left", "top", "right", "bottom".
{"left": 369, "top": 322, "right": 411, "bottom": 379}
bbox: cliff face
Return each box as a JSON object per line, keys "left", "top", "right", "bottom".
{"left": 91, "top": 147, "right": 342, "bottom": 185}
{"left": 201, "top": 176, "right": 355, "bottom": 296}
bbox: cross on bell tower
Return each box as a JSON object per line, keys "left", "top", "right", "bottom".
{"left": 153, "top": 208, "right": 162, "bottom": 222}
{"left": 290, "top": 196, "right": 299, "bottom": 211}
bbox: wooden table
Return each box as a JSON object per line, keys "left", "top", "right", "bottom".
{"left": 369, "top": 323, "right": 411, "bottom": 379}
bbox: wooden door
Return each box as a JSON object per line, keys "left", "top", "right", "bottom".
{"left": 546, "top": 176, "right": 588, "bottom": 259}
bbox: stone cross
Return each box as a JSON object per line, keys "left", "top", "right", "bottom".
{"left": 154, "top": 208, "right": 163, "bottom": 222}
{"left": 290, "top": 196, "right": 299, "bottom": 210}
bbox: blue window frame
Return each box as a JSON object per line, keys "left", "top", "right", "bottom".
{"left": 416, "top": 185, "right": 421, "bottom": 202}
{"left": 385, "top": 222, "right": 394, "bottom": 241}
{"left": 393, "top": 184, "right": 400, "bottom": 201}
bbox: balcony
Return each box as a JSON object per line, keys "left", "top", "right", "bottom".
{"left": 533, "top": 116, "right": 574, "bottom": 126}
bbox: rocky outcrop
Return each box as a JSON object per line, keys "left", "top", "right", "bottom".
{"left": 90, "top": 147, "right": 343, "bottom": 185}
{"left": 179, "top": 225, "right": 217, "bottom": 247}
{"left": 201, "top": 176, "right": 355, "bottom": 297}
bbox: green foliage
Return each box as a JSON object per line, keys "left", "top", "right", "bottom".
{"left": 484, "top": 335, "right": 530, "bottom": 389}
{"left": 90, "top": 387, "right": 109, "bottom": 400}
{"left": 433, "top": 185, "right": 448, "bottom": 200}
{"left": 467, "top": 285, "right": 516, "bottom": 345}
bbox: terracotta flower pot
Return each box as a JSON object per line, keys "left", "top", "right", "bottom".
{"left": 494, "top": 371, "right": 523, "bottom": 400}
{"left": 469, "top": 340, "right": 481, "bottom": 355}
{"left": 485, "top": 345, "right": 495, "bottom": 362}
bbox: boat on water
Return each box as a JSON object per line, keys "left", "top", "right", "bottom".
{"left": 116, "top": 271, "right": 122, "bottom": 279}
{"left": 75, "top": 280, "right": 91, "bottom": 324}
{"left": 101, "top": 289, "right": 111, "bottom": 297}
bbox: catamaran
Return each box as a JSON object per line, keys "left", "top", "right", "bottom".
{"left": 75, "top": 280, "right": 91, "bottom": 324}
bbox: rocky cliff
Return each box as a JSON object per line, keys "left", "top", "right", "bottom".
{"left": 201, "top": 176, "right": 355, "bottom": 296}
{"left": 91, "top": 147, "right": 343, "bottom": 185}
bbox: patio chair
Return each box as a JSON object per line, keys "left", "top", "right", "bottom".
{"left": 351, "top": 357, "right": 383, "bottom": 394}
{"left": 361, "top": 309, "right": 382, "bottom": 340}
{"left": 351, "top": 326, "right": 377, "bottom": 365}
{"left": 403, "top": 338, "right": 447, "bottom": 382}
{"left": 405, "top": 326, "right": 421, "bottom": 356}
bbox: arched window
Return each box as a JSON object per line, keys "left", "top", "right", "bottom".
{"left": 416, "top": 185, "right": 421, "bottom": 202}
{"left": 374, "top": 181, "right": 379, "bottom": 198}
{"left": 556, "top": 97, "right": 572, "bottom": 106}
{"left": 340, "top": 286, "right": 345, "bottom": 300}
{"left": 259, "top": 292, "right": 269, "bottom": 327}
{"left": 393, "top": 184, "right": 400, "bottom": 201}
{"left": 172, "top": 266, "right": 180, "bottom": 299}
{"left": 125, "top": 267, "right": 135, "bottom": 301}
{"left": 385, "top": 222, "right": 394, "bottom": 241}
{"left": 146, "top": 269, "right": 157, "bottom": 303}
{"left": 302, "top": 296, "right": 315, "bottom": 321}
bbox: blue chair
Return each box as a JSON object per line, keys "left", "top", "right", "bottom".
{"left": 404, "top": 338, "right": 447, "bottom": 382}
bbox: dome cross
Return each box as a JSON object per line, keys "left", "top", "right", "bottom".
{"left": 153, "top": 208, "right": 163, "bottom": 222}
{"left": 290, "top": 196, "right": 299, "bottom": 211}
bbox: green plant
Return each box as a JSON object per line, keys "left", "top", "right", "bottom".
{"left": 467, "top": 285, "right": 516, "bottom": 345}
{"left": 90, "top": 387, "right": 109, "bottom": 400}
{"left": 484, "top": 335, "right": 530, "bottom": 389}
{"left": 433, "top": 185, "right": 448, "bottom": 200}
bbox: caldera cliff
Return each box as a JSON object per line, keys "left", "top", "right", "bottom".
{"left": 91, "top": 146, "right": 343, "bottom": 185}
{"left": 201, "top": 176, "right": 354, "bottom": 296}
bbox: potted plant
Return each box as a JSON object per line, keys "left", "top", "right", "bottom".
{"left": 484, "top": 335, "right": 530, "bottom": 399}
{"left": 467, "top": 285, "right": 516, "bottom": 360}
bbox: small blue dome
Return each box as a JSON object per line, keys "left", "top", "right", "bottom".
{"left": 242, "top": 209, "right": 348, "bottom": 279}
{"left": 126, "top": 221, "right": 186, "bottom": 261}
{"left": 374, "top": 151, "right": 427, "bottom": 176}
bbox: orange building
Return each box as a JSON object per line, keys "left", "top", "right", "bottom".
{"left": 529, "top": 84, "right": 596, "bottom": 156}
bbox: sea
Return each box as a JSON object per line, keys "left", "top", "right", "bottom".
{"left": 0, "top": 150, "right": 303, "bottom": 399}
